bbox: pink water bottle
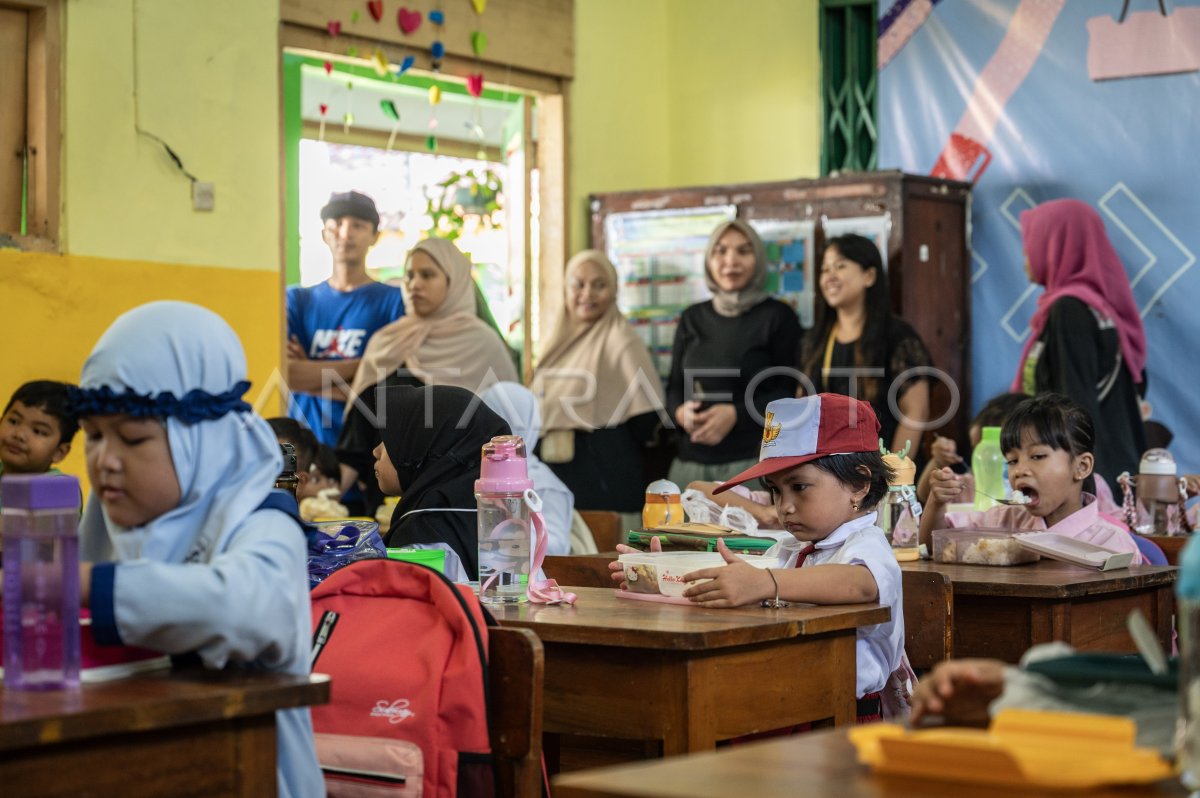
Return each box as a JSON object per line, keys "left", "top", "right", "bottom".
{"left": 2, "top": 474, "right": 82, "bottom": 690}
{"left": 475, "top": 435, "right": 533, "bottom": 604}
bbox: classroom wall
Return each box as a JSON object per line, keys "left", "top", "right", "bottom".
{"left": 569, "top": 0, "right": 822, "bottom": 252}
{"left": 0, "top": 0, "right": 283, "bottom": 486}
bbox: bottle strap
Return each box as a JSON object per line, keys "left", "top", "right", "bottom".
{"left": 524, "top": 489, "right": 576, "bottom": 605}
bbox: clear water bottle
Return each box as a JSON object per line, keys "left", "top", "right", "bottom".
{"left": 1176, "top": 534, "right": 1200, "bottom": 789}
{"left": 476, "top": 436, "right": 532, "bottom": 605}
{"left": 972, "top": 426, "right": 1005, "bottom": 511}
{"left": 881, "top": 448, "right": 921, "bottom": 561}
{"left": 2, "top": 474, "right": 82, "bottom": 690}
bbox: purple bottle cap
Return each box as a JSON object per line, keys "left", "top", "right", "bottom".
{"left": 1, "top": 473, "right": 82, "bottom": 511}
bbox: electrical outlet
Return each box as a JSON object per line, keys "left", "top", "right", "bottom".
{"left": 192, "top": 181, "right": 215, "bottom": 212}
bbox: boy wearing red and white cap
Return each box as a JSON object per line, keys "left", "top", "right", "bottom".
{"left": 613, "top": 393, "right": 909, "bottom": 718}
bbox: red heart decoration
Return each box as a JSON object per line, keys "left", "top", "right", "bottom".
{"left": 323, "top": 60, "right": 333, "bottom": 75}
{"left": 326, "top": 20, "right": 341, "bottom": 37}
{"left": 466, "top": 73, "right": 484, "bottom": 98}
{"left": 319, "top": 103, "right": 329, "bottom": 116}
{"left": 397, "top": 7, "right": 422, "bottom": 34}
{"left": 368, "top": 0, "right": 384, "bottom": 22}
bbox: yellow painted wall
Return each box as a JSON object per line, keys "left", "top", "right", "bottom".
{"left": 664, "top": 0, "right": 820, "bottom": 187}
{"left": 570, "top": 0, "right": 672, "bottom": 252}
{"left": 63, "top": 0, "right": 281, "bottom": 270}
{"left": 570, "top": 0, "right": 822, "bottom": 252}
{"left": 1, "top": 0, "right": 284, "bottom": 488}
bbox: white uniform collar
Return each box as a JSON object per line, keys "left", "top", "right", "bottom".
{"left": 813, "top": 511, "right": 878, "bottom": 550}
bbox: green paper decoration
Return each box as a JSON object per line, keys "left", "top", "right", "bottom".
{"left": 426, "top": 135, "right": 438, "bottom": 152}
{"left": 381, "top": 99, "right": 400, "bottom": 121}
{"left": 470, "top": 30, "right": 488, "bottom": 56}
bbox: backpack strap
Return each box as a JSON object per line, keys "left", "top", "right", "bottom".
{"left": 256, "top": 489, "right": 327, "bottom": 546}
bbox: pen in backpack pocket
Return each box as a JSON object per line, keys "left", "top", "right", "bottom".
{"left": 311, "top": 610, "right": 339, "bottom": 670}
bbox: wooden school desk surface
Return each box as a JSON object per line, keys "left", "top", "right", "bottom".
{"left": 488, "top": 586, "right": 888, "bottom": 755}
{"left": 0, "top": 667, "right": 330, "bottom": 798}
{"left": 901, "top": 560, "right": 1177, "bottom": 663}
{"left": 552, "top": 724, "right": 1187, "bottom": 798}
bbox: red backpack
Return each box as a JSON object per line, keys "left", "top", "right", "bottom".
{"left": 310, "top": 559, "right": 496, "bottom": 797}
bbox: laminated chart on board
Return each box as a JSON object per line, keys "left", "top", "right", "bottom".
{"left": 602, "top": 206, "right": 737, "bottom": 380}
{"left": 748, "top": 219, "right": 817, "bottom": 328}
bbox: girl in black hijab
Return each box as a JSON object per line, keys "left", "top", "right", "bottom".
{"left": 372, "top": 384, "right": 511, "bottom": 581}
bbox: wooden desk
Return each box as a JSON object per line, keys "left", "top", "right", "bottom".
{"left": 0, "top": 668, "right": 331, "bottom": 797}
{"left": 490, "top": 586, "right": 888, "bottom": 755}
{"left": 553, "top": 725, "right": 1186, "bottom": 798}
{"left": 902, "top": 561, "right": 1177, "bottom": 663}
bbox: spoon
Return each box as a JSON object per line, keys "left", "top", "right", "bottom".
{"left": 974, "top": 488, "right": 1032, "bottom": 507}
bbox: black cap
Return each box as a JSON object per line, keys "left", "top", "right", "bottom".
{"left": 320, "top": 191, "right": 380, "bottom": 228}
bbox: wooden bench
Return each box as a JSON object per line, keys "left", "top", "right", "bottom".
{"left": 578, "top": 510, "right": 623, "bottom": 552}
{"left": 488, "top": 626, "right": 544, "bottom": 798}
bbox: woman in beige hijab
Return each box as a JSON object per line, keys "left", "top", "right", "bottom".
{"left": 336, "top": 238, "right": 518, "bottom": 510}
{"left": 532, "top": 250, "right": 666, "bottom": 513}
{"left": 666, "top": 220, "right": 803, "bottom": 487}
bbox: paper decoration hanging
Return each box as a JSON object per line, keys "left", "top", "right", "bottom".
{"left": 381, "top": 99, "right": 401, "bottom": 151}
{"left": 428, "top": 85, "right": 442, "bottom": 105}
{"left": 368, "top": 0, "right": 384, "bottom": 22}
{"left": 371, "top": 49, "right": 390, "bottom": 76}
{"left": 350, "top": 10, "right": 360, "bottom": 23}
{"left": 466, "top": 72, "right": 484, "bottom": 97}
{"left": 471, "top": 30, "right": 488, "bottom": 56}
{"left": 470, "top": 0, "right": 487, "bottom": 15}
{"left": 431, "top": 39, "right": 445, "bottom": 70}
{"left": 429, "top": 9, "right": 445, "bottom": 24}
{"left": 327, "top": 20, "right": 342, "bottom": 36}
{"left": 347, "top": 45, "right": 359, "bottom": 57}
{"left": 426, "top": 134, "right": 438, "bottom": 152}
{"left": 398, "top": 55, "right": 415, "bottom": 74}
{"left": 344, "top": 81, "right": 355, "bottom": 134}
{"left": 323, "top": 60, "right": 333, "bottom": 75}
{"left": 398, "top": 7, "right": 422, "bottom": 34}
{"left": 318, "top": 103, "right": 328, "bottom": 141}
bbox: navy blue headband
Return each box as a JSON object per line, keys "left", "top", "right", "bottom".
{"left": 67, "top": 381, "right": 252, "bottom": 423}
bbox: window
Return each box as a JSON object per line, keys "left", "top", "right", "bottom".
{"left": 0, "top": 0, "right": 60, "bottom": 243}
{"left": 820, "top": 0, "right": 877, "bottom": 175}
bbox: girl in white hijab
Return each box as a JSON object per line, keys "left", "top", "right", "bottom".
{"left": 481, "top": 382, "right": 574, "bottom": 555}
{"left": 71, "top": 301, "right": 321, "bottom": 798}
{"left": 532, "top": 250, "right": 666, "bottom": 513}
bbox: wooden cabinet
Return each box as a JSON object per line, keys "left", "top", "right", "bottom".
{"left": 589, "top": 170, "right": 973, "bottom": 453}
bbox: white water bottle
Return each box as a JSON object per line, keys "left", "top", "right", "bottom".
{"left": 475, "top": 435, "right": 533, "bottom": 604}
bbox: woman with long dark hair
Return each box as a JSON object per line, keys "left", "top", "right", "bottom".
{"left": 799, "top": 234, "right": 931, "bottom": 455}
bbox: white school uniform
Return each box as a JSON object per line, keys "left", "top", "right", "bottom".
{"left": 765, "top": 512, "right": 905, "bottom": 698}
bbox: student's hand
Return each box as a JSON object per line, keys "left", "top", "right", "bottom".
{"left": 929, "top": 467, "right": 966, "bottom": 506}
{"left": 931, "top": 435, "right": 963, "bottom": 469}
{"left": 689, "top": 404, "right": 738, "bottom": 446}
{"left": 679, "top": 539, "right": 771, "bottom": 608}
{"left": 287, "top": 335, "right": 308, "bottom": 361}
{"left": 608, "top": 537, "right": 663, "bottom": 588}
{"left": 674, "top": 401, "right": 701, "bottom": 435}
{"left": 910, "top": 659, "right": 1006, "bottom": 727}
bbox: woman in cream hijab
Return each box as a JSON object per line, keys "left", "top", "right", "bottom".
{"left": 337, "top": 238, "right": 518, "bottom": 510}
{"left": 531, "top": 250, "right": 666, "bottom": 513}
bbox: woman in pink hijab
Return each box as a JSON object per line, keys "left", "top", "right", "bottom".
{"left": 1013, "top": 198, "right": 1147, "bottom": 481}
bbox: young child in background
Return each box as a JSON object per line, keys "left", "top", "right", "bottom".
{"left": 70, "top": 302, "right": 321, "bottom": 797}
{"left": 299, "top": 445, "right": 349, "bottom": 521}
{"left": 266, "top": 416, "right": 319, "bottom": 496}
{"left": 0, "top": 380, "right": 78, "bottom": 477}
{"left": 915, "top": 392, "right": 1026, "bottom": 504}
{"left": 611, "top": 393, "right": 908, "bottom": 721}
{"left": 919, "top": 393, "right": 1143, "bottom": 562}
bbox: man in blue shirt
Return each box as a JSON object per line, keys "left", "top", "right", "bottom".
{"left": 287, "top": 191, "right": 405, "bottom": 448}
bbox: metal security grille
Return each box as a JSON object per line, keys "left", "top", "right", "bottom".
{"left": 821, "top": 0, "right": 878, "bottom": 175}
